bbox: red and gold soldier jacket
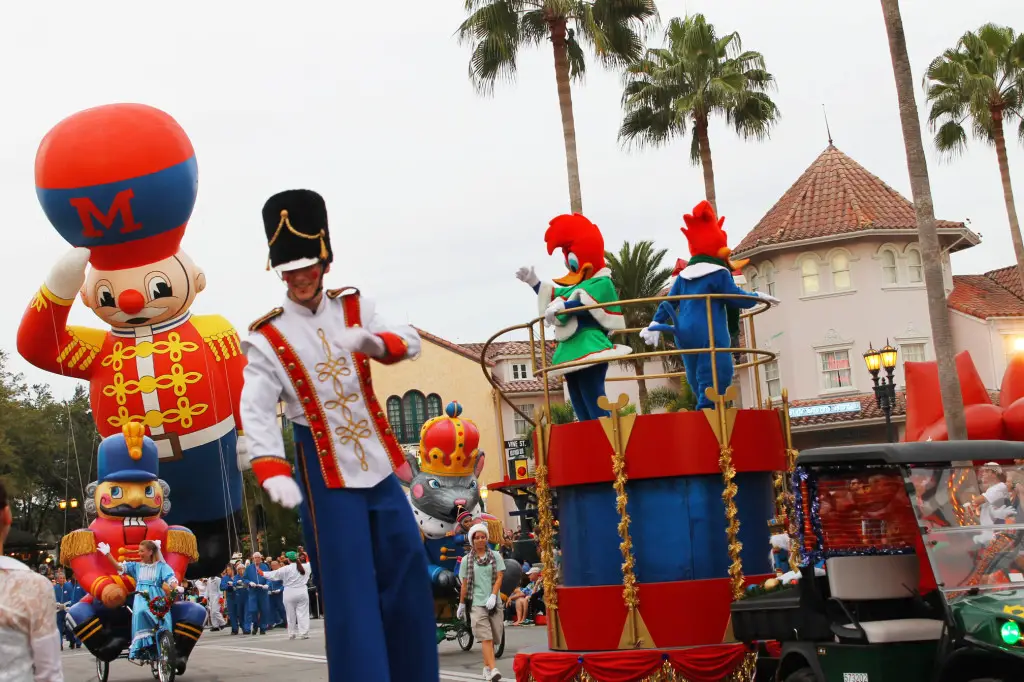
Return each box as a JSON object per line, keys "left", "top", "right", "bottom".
{"left": 18, "top": 284, "right": 245, "bottom": 459}
{"left": 59, "top": 516, "right": 198, "bottom": 602}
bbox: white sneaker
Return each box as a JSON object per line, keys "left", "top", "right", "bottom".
{"left": 482, "top": 667, "right": 490, "bottom": 680}
{"left": 488, "top": 668, "right": 502, "bottom": 681}
{"left": 300, "top": 634, "right": 309, "bottom": 639}
{"left": 289, "top": 634, "right": 296, "bottom": 640}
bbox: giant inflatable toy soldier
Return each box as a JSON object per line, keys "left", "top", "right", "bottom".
{"left": 17, "top": 104, "right": 246, "bottom": 576}
{"left": 61, "top": 424, "right": 208, "bottom": 672}
{"left": 239, "top": 189, "right": 438, "bottom": 681}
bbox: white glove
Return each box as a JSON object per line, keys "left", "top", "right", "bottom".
{"left": 97, "top": 542, "right": 111, "bottom": 555}
{"left": 485, "top": 594, "right": 497, "bottom": 611}
{"left": 456, "top": 603, "right": 466, "bottom": 619}
{"left": 263, "top": 475, "right": 303, "bottom": 509}
{"left": 262, "top": 584, "right": 270, "bottom": 591}
{"left": 235, "top": 434, "right": 251, "bottom": 472}
{"left": 176, "top": 586, "right": 185, "bottom": 594}
{"left": 337, "top": 328, "right": 386, "bottom": 357}
{"left": 639, "top": 325, "right": 661, "bottom": 347}
{"left": 545, "top": 300, "right": 566, "bottom": 326}
{"left": 44, "top": 247, "right": 92, "bottom": 301}
{"left": 516, "top": 266, "right": 540, "bottom": 288}
{"left": 756, "top": 292, "right": 781, "bottom": 306}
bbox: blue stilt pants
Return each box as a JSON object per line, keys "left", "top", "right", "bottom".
{"left": 293, "top": 423, "right": 438, "bottom": 682}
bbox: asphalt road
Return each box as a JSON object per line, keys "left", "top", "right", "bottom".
{"left": 58, "top": 619, "right": 549, "bottom": 681}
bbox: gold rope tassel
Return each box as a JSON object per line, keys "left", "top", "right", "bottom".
{"left": 266, "top": 209, "right": 328, "bottom": 270}
{"left": 719, "top": 444, "right": 744, "bottom": 600}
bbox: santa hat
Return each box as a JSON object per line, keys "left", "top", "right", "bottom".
{"left": 468, "top": 523, "right": 489, "bottom": 542}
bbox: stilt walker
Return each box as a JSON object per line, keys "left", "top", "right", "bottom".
{"left": 239, "top": 189, "right": 438, "bottom": 681}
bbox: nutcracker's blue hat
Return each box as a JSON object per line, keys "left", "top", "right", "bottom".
{"left": 97, "top": 425, "right": 159, "bottom": 483}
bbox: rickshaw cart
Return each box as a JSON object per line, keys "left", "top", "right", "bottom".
{"left": 731, "top": 441, "right": 1024, "bottom": 682}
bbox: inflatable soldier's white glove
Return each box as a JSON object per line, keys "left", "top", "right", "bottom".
{"left": 337, "top": 328, "right": 386, "bottom": 358}
{"left": 456, "top": 603, "right": 466, "bottom": 619}
{"left": 639, "top": 324, "right": 661, "bottom": 347}
{"left": 544, "top": 300, "right": 566, "bottom": 327}
{"left": 97, "top": 542, "right": 111, "bottom": 555}
{"left": 263, "top": 476, "right": 303, "bottom": 509}
{"left": 485, "top": 594, "right": 497, "bottom": 611}
{"left": 45, "top": 247, "right": 91, "bottom": 301}
{"left": 176, "top": 586, "right": 185, "bottom": 594}
{"left": 516, "top": 266, "right": 540, "bottom": 288}
{"left": 235, "top": 434, "right": 251, "bottom": 472}
{"left": 756, "top": 292, "right": 781, "bottom": 307}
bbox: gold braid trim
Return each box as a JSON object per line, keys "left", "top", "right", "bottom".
{"left": 486, "top": 518, "right": 504, "bottom": 545}
{"left": 60, "top": 530, "right": 97, "bottom": 566}
{"left": 612, "top": 435, "right": 639, "bottom": 611}
{"left": 719, "top": 445, "right": 744, "bottom": 599}
{"left": 166, "top": 529, "right": 199, "bottom": 562}
{"left": 535, "top": 462, "right": 558, "bottom": 612}
{"left": 266, "top": 209, "right": 329, "bottom": 270}
{"left": 524, "top": 652, "right": 757, "bottom": 682}
{"left": 785, "top": 447, "right": 801, "bottom": 572}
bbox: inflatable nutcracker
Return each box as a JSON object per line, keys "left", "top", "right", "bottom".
{"left": 642, "top": 200, "right": 779, "bottom": 409}
{"left": 17, "top": 104, "right": 245, "bottom": 575}
{"left": 516, "top": 214, "right": 630, "bottom": 421}
{"left": 62, "top": 424, "right": 207, "bottom": 671}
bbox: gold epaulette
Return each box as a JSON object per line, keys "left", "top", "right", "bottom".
{"left": 249, "top": 308, "right": 284, "bottom": 332}
{"left": 166, "top": 528, "right": 200, "bottom": 563}
{"left": 60, "top": 529, "right": 97, "bottom": 566}
{"left": 193, "top": 315, "right": 243, "bottom": 361}
{"left": 326, "top": 287, "right": 360, "bottom": 300}
{"left": 486, "top": 518, "right": 505, "bottom": 545}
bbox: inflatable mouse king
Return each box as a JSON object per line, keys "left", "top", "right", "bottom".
{"left": 398, "top": 401, "right": 521, "bottom": 642}
{"left": 642, "top": 201, "right": 779, "bottom": 409}
{"left": 516, "top": 214, "right": 630, "bottom": 421}
{"left": 17, "top": 104, "right": 245, "bottom": 576}
{"left": 61, "top": 424, "right": 207, "bottom": 671}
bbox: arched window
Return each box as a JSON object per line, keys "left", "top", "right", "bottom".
{"left": 831, "top": 252, "right": 851, "bottom": 291}
{"left": 906, "top": 247, "right": 923, "bottom": 283}
{"left": 401, "top": 391, "right": 428, "bottom": 444}
{"left": 760, "top": 261, "right": 776, "bottom": 296}
{"left": 801, "top": 257, "right": 820, "bottom": 295}
{"left": 747, "top": 267, "right": 760, "bottom": 293}
{"left": 880, "top": 249, "right": 898, "bottom": 284}
{"left": 386, "top": 396, "right": 402, "bottom": 438}
{"left": 427, "top": 394, "right": 443, "bottom": 419}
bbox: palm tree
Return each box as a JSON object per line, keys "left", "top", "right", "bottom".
{"left": 605, "top": 240, "right": 672, "bottom": 413}
{"left": 457, "top": 0, "right": 659, "bottom": 213}
{"left": 879, "top": 0, "right": 967, "bottom": 440}
{"left": 619, "top": 14, "right": 780, "bottom": 213}
{"left": 923, "top": 24, "right": 1024, "bottom": 291}
{"left": 643, "top": 384, "right": 696, "bottom": 413}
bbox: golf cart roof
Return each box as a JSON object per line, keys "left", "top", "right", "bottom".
{"left": 796, "top": 440, "right": 1024, "bottom": 467}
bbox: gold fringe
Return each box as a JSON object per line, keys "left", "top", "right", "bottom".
{"left": 612, "top": 429, "right": 639, "bottom": 613}
{"left": 535, "top": 461, "right": 558, "bottom": 612}
{"left": 719, "top": 444, "right": 744, "bottom": 600}
{"left": 486, "top": 518, "right": 505, "bottom": 545}
{"left": 526, "top": 652, "right": 757, "bottom": 682}
{"left": 60, "top": 530, "right": 97, "bottom": 566}
{"left": 166, "top": 529, "right": 199, "bottom": 562}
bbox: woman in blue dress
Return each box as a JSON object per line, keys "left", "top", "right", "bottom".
{"left": 100, "top": 539, "right": 179, "bottom": 661}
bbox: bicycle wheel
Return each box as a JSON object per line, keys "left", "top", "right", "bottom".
{"left": 156, "top": 631, "right": 177, "bottom": 682}
{"left": 457, "top": 622, "right": 474, "bottom": 651}
{"left": 495, "top": 626, "right": 506, "bottom": 658}
{"left": 96, "top": 658, "right": 109, "bottom": 682}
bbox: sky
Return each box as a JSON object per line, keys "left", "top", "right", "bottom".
{"left": 1, "top": 0, "right": 1022, "bottom": 399}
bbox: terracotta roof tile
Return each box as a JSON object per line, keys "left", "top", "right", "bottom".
{"left": 460, "top": 340, "right": 556, "bottom": 362}
{"left": 413, "top": 327, "right": 496, "bottom": 366}
{"left": 494, "top": 377, "right": 564, "bottom": 394}
{"left": 412, "top": 328, "right": 562, "bottom": 391}
{"left": 734, "top": 145, "right": 968, "bottom": 256}
{"left": 948, "top": 270, "right": 1024, "bottom": 320}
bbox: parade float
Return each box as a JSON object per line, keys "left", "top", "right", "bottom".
{"left": 18, "top": 103, "right": 246, "bottom": 577}
{"left": 482, "top": 205, "right": 797, "bottom": 682}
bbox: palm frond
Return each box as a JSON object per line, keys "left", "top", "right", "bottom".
{"left": 565, "top": 31, "right": 587, "bottom": 80}
{"left": 458, "top": 2, "right": 524, "bottom": 95}
{"left": 933, "top": 120, "right": 969, "bottom": 159}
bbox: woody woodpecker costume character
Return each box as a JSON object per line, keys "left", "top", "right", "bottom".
{"left": 17, "top": 104, "right": 246, "bottom": 575}
{"left": 516, "top": 214, "right": 630, "bottom": 421}
{"left": 62, "top": 424, "right": 207, "bottom": 671}
{"left": 239, "top": 189, "right": 437, "bottom": 681}
{"left": 641, "top": 201, "right": 779, "bottom": 408}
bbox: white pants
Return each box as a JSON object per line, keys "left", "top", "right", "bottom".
{"left": 208, "top": 597, "right": 226, "bottom": 628}
{"left": 284, "top": 587, "right": 310, "bottom": 636}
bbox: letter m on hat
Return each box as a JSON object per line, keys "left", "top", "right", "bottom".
{"left": 69, "top": 189, "right": 141, "bottom": 238}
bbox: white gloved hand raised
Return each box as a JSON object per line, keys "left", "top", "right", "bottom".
{"left": 516, "top": 266, "right": 540, "bottom": 288}
{"left": 45, "top": 247, "right": 91, "bottom": 301}
{"left": 639, "top": 325, "right": 661, "bottom": 347}
{"left": 456, "top": 603, "right": 466, "bottom": 619}
{"left": 97, "top": 542, "right": 111, "bottom": 555}
{"left": 485, "top": 594, "right": 497, "bottom": 611}
{"left": 337, "top": 328, "right": 386, "bottom": 357}
{"left": 235, "top": 434, "right": 251, "bottom": 472}
{"left": 544, "top": 300, "right": 566, "bottom": 327}
{"left": 263, "top": 475, "right": 303, "bottom": 509}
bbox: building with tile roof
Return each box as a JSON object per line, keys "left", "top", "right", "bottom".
{"left": 727, "top": 144, "right": 1023, "bottom": 448}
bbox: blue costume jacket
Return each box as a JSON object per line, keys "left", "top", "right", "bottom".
{"left": 652, "top": 263, "right": 770, "bottom": 410}
{"left": 243, "top": 563, "right": 271, "bottom": 634}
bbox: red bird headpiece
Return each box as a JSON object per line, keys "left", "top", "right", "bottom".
{"left": 681, "top": 201, "right": 749, "bottom": 270}
{"left": 544, "top": 213, "right": 606, "bottom": 286}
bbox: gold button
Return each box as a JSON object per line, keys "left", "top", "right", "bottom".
{"left": 352, "top": 324, "right": 361, "bottom": 328}
{"left": 316, "top": 432, "right": 323, "bottom": 439}
{"left": 302, "top": 398, "right": 311, "bottom": 405}
{"left": 297, "top": 380, "right": 305, "bottom": 387}
{"left": 363, "top": 359, "right": 369, "bottom": 367}
{"left": 277, "top": 346, "right": 285, "bottom": 354}
{"left": 384, "top": 428, "right": 392, "bottom": 435}
{"left": 376, "top": 411, "right": 384, "bottom": 419}
{"left": 287, "top": 363, "right": 296, "bottom": 371}
{"left": 310, "top": 414, "right": 319, "bottom": 421}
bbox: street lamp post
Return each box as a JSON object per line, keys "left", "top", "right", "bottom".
{"left": 863, "top": 341, "right": 900, "bottom": 443}
{"left": 479, "top": 486, "right": 489, "bottom": 514}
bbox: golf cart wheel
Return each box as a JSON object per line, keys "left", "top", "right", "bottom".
{"left": 457, "top": 623, "right": 474, "bottom": 651}
{"left": 495, "top": 626, "right": 506, "bottom": 658}
{"left": 96, "top": 658, "right": 109, "bottom": 682}
{"left": 784, "top": 669, "right": 818, "bottom": 682}
{"left": 157, "top": 631, "right": 177, "bottom": 682}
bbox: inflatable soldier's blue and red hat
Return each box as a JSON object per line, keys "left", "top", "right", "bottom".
{"left": 35, "top": 103, "right": 198, "bottom": 271}
{"left": 96, "top": 424, "right": 160, "bottom": 483}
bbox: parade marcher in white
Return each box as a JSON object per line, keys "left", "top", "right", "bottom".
{"left": 239, "top": 189, "right": 438, "bottom": 681}
{"left": 204, "top": 575, "right": 226, "bottom": 630}
{"left": 262, "top": 552, "right": 312, "bottom": 639}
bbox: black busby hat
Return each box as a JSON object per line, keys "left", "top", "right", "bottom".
{"left": 262, "top": 189, "right": 333, "bottom": 273}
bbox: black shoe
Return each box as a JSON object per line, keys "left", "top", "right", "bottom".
{"left": 259, "top": 630, "right": 266, "bottom": 635}
{"left": 176, "top": 660, "right": 187, "bottom": 675}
